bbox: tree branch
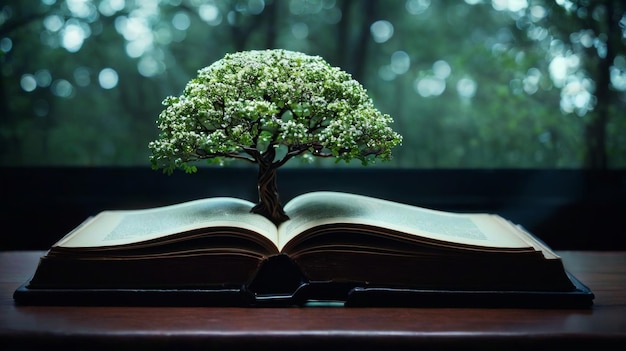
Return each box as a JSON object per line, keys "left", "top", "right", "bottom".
{"left": 192, "top": 150, "right": 257, "bottom": 164}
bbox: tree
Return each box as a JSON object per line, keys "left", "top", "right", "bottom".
{"left": 149, "top": 49, "right": 402, "bottom": 224}
{"left": 529, "top": 0, "right": 626, "bottom": 168}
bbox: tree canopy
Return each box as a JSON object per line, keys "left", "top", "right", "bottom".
{"left": 149, "top": 49, "right": 401, "bottom": 174}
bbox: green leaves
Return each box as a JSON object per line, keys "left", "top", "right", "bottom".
{"left": 149, "top": 49, "right": 402, "bottom": 174}
{"left": 291, "top": 103, "right": 311, "bottom": 117}
{"left": 256, "top": 130, "right": 274, "bottom": 154}
{"left": 281, "top": 110, "right": 293, "bottom": 122}
{"left": 273, "top": 144, "right": 289, "bottom": 162}
{"left": 308, "top": 114, "right": 323, "bottom": 129}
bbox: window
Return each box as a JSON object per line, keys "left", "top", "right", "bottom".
{"left": 1, "top": 0, "right": 625, "bottom": 168}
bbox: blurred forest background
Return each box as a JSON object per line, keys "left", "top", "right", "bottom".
{"left": 1, "top": 0, "right": 625, "bottom": 168}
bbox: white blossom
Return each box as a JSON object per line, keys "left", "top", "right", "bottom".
{"left": 149, "top": 49, "right": 402, "bottom": 173}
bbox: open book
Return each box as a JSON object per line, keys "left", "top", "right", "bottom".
{"left": 16, "top": 191, "right": 593, "bottom": 307}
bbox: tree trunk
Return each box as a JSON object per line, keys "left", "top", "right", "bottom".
{"left": 584, "top": 0, "right": 616, "bottom": 169}
{"left": 351, "top": 0, "right": 377, "bottom": 82}
{"left": 251, "top": 152, "right": 289, "bottom": 225}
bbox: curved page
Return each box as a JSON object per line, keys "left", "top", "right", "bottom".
{"left": 278, "top": 192, "right": 532, "bottom": 252}
{"left": 56, "top": 197, "right": 278, "bottom": 250}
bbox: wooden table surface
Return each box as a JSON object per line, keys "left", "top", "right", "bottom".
{"left": 1, "top": 251, "right": 625, "bottom": 350}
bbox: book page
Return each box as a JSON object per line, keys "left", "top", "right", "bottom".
{"left": 502, "top": 218, "right": 560, "bottom": 259}
{"left": 277, "top": 192, "right": 531, "bottom": 251}
{"left": 56, "top": 197, "right": 278, "bottom": 248}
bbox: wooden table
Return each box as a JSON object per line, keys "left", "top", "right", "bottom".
{"left": 1, "top": 251, "right": 625, "bottom": 350}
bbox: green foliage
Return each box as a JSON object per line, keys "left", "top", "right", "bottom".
{"left": 149, "top": 49, "right": 402, "bottom": 173}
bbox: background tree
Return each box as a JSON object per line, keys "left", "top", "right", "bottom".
{"left": 537, "top": 0, "right": 626, "bottom": 168}
{"left": 2, "top": 0, "right": 625, "bottom": 168}
{"left": 149, "top": 49, "right": 402, "bottom": 224}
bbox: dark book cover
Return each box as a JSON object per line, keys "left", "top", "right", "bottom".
{"left": 13, "top": 254, "right": 594, "bottom": 308}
